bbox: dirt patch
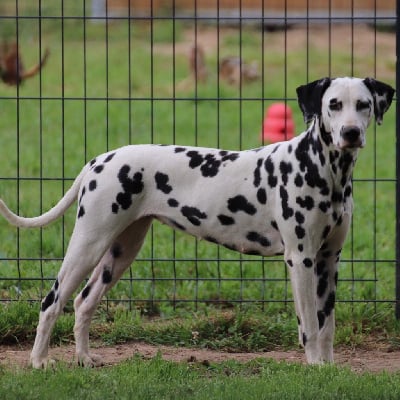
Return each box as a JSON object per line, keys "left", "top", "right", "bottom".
{"left": 1, "top": 342, "right": 400, "bottom": 373}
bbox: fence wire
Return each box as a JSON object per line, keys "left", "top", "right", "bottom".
{"left": 0, "top": 1, "right": 396, "bottom": 315}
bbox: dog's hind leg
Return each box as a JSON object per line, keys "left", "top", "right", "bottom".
{"left": 30, "top": 223, "right": 123, "bottom": 368}
{"left": 73, "top": 216, "right": 153, "bottom": 367}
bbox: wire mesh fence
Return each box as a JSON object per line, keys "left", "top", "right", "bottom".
{"left": 0, "top": 1, "right": 396, "bottom": 315}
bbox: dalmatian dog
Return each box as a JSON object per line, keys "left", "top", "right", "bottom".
{"left": 0, "top": 77, "right": 394, "bottom": 368}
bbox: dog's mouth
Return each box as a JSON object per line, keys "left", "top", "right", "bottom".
{"left": 340, "top": 140, "right": 364, "bottom": 150}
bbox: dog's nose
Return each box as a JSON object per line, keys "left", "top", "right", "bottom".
{"left": 341, "top": 126, "right": 361, "bottom": 146}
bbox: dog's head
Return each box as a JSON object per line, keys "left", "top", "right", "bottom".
{"left": 296, "top": 77, "right": 395, "bottom": 150}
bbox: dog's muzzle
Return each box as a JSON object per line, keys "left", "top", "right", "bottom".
{"left": 340, "top": 126, "right": 363, "bottom": 148}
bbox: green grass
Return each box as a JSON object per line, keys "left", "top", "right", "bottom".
{"left": 1, "top": 356, "right": 400, "bottom": 400}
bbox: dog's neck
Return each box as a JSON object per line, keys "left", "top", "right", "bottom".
{"left": 309, "top": 117, "right": 358, "bottom": 191}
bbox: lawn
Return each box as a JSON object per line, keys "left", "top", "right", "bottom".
{"left": 1, "top": 356, "right": 400, "bottom": 400}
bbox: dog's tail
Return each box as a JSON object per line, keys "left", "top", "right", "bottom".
{"left": 0, "top": 164, "right": 88, "bottom": 228}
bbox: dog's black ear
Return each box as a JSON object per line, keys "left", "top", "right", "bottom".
{"left": 363, "top": 78, "right": 395, "bottom": 125}
{"left": 296, "top": 77, "right": 331, "bottom": 124}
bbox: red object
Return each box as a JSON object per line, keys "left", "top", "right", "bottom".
{"left": 261, "top": 103, "right": 295, "bottom": 143}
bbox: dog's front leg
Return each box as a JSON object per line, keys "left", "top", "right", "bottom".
{"left": 315, "top": 246, "right": 339, "bottom": 363}
{"left": 315, "top": 215, "right": 350, "bottom": 362}
{"left": 286, "top": 252, "right": 321, "bottom": 364}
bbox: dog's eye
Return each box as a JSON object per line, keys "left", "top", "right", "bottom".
{"left": 329, "top": 100, "right": 342, "bottom": 111}
{"left": 356, "top": 100, "right": 371, "bottom": 111}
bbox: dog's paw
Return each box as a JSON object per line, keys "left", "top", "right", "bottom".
{"left": 77, "top": 352, "right": 104, "bottom": 367}
{"left": 30, "top": 357, "right": 56, "bottom": 369}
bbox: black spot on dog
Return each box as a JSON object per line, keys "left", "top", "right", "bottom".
{"left": 305, "top": 163, "right": 328, "bottom": 193}
{"left": 218, "top": 214, "right": 235, "bottom": 225}
{"left": 294, "top": 173, "right": 303, "bottom": 187}
{"left": 55, "top": 279, "right": 59, "bottom": 290}
{"left": 303, "top": 258, "right": 313, "bottom": 268}
{"left": 319, "top": 201, "right": 331, "bottom": 213}
{"left": 320, "top": 242, "right": 328, "bottom": 251}
{"left": 316, "top": 260, "right": 326, "bottom": 275}
{"left": 264, "top": 157, "right": 278, "bottom": 188}
{"left": 298, "top": 244, "right": 303, "bottom": 252}
{"left": 227, "top": 195, "right": 257, "bottom": 215}
{"left": 286, "top": 259, "right": 293, "bottom": 267}
{"left": 185, "top": 150, "right": 234, "bottom": 177}
{"left": 89, "top": 158, "right": 97, "bottom": 166}
{"left": 302, "top": 332, "right": 307, "bottom": 347}
{"left": 181, "top": 206, "right": 207, "bottom": 226}
{"left": 279, "top": 186, "right": 294, "bottom": 220}
{"left": 295, "top": 134, "right": 329, "bottom": 194}
{"left": 186, "top": 151, "right": 204, "bottom": 169}
{"left": 111, "top": 244, "right": 122, "bottom": 258}
{"left": 331, "top": 191, "right": 343, "bottom": 203}
{"left": 201, "top": 154, "right": 221, "bottom": 177}
{"left": 279, "top": 161, "right": 293, "bottom": 185}
{"left": 322, "top": 225, "right": 331, "bottom": 239}
{"left": 338, "top": 153, "right": 353, "bottom": 186}
{"left": 41, "top": 290, "right": 55, "bottom": 312}
{"left": 246, "top": 231, "right": 271, "bottom": 247}
{"left": 220, "top": 151, "right": 239, "bottom": 162}
{"left": 79, "top": 186, "right": 86, "bottom": 204}
{"left": 318, "top": 310, "right": 326, "bottom": 329}
{"left": 344, "top": 185, "right": 352, "bottom": 198}
{"left": 324, "top": 291, "right": 336, "bottom": 316}
{"left": 253, "top": 158, "right": 263, "bottom": 187}
{"left": 271, "top": 144, "right": 280, "bottom": 154}
{"left": 256, "top": 188, "right": 267, "bottom": 204}
{"left": 78, "top": 206, "right": 85, "bottom": 218}
{"left": 295, "top": 211, "right": 305, "bottom": 224}
{"left": 112, "top": 203, "right": 119, "bottom": 214}
{"left": 89, "top": 180, "right": 97, "bottom": 191}
{"left": 114, "top": 165, "right": 144, "bottom": 212}
{"left": 271, "top": 220, "right": 279, "bottom": 230}
{"left": 94, "top": 164, "right": 104, "bottom": 174}
{"left": 168, "top": 198, "right": 179, "bottom": 207}
{"left": 102, "top": 269, "right": 113, "bottom": 284}
{"left": 155, "top": 172, "right": 173, "bottom": 194}
{"left": 174, "top": 147, "right": 186, "bottom": 153}
{"left": 330, "top": 150, "right": 340, "bottom": 163}
{"left": 295, "top": 225, "right": 305, "bottom": 239}
{"left": 296, "top": 196, "right": 314, "bottom": 210}
{"left": 320, "top": 125, "right": 333, "bottom": 146}
{"left": 82, "top": 285, "right": 91, "bottom": 299}
{"left": 104, "top": 152, "right": 116, "bottom": 163}
{"left": 317, "top": 272, "right": 329, "bottom": 298}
